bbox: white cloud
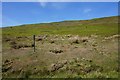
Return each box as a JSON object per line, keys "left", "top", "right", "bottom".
{"left": 83, "top": 8, "right": 92, "bottom": 13}
{"left": 37, "top": 0, "right": 48, "bottom": 8}
{"left": 39, "top": 2, "right": 47, "bottom": 8}
{"left": 37, "top": 2, "right": 67, "bottom": 9}
{"left": 51, "top": 2, "right": 67, "bottom": 10}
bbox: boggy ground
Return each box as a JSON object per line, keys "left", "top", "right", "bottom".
{"left": 2, "top": 34, "right": 119, "bottom": 78}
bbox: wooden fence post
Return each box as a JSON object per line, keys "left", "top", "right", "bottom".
{"left": 33, "top": 35, "right": 35, "bottom": 52}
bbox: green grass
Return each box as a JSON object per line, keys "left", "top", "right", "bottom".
{"left": 2, "top": 16, "right": 118, "bottom": 37}
{"left": 2, "top": 23, "right": 118, "bottom": 37}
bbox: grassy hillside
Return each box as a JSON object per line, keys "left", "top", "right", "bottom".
{"left": 2, "top": 16, "right": 118, "bottom": 37}
{"left": 2, "top": 16, "right": 119, "bottom": 78}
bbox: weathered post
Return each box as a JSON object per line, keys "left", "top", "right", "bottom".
{"left": 33, "top": 35, "right": 35, "bottom": 52}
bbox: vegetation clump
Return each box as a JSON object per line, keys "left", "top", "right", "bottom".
{"left": 10, "top": 41, "right": 33, "bottom": 49}
{"left": 2, "top": 59, "right": 13, "bottom": 72}
{"left": 49, "top": 49, "right": 63, "bottom": 54}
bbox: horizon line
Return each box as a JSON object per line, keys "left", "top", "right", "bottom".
{"left": 2, "top": 15, "right": 118, "bottom": 28}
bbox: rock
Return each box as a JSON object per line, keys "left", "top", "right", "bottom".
{"left": 16, "top": 36, "right": 22, "bottom": 39}
{"left": 81, "top": 37, "right": 89, "bottom": 42}
{"left": 2, "top": 65, "right": 12, "bottom": 72}
{"left": 10, "top": 41, "right": 17, "bottom": 45}
{"left": 50, "top": 63, "right": 64, "bottom": 72}
{"left": 92, "top": 43, "right": 97, "bottom": 47}
{"left": 36, "top": 37, "right": 43, "bottom": 41}
{"left": 104, "top": 35, "right": 120, "bottom": 40}
{"left": 62, "top": 60, "right": 68, "bottom": 65}
{"left": 69, "top": 36, "right": 80, "bottom": 44}
{"left": 90, "top": 35, "right": 98, "bottom": 38}
{"left": 4, "top": 38, "right": 11, "bottom": 42}
{"left": 49, "top": 40, "right": 55, "bottom": 43}
{"left": 72, "top": 39, "right": 79, "bottom": 44}
{"left": 112, "top": 34, "right": 120, "bottom": 38}
{"left": 86, "top": 59, "right": 93, "bottom": 62}
{"left": 55, "top": 35, "right": 58, "bottom": 38}
{"left": 81, "top": 58, "right": 85, "bottom": 61}
{"left": 74, "top": 46, "right": 78, "bottom": 48}
{"left": 82, "top": 39, "right": 88, "bottom": 42}
{"left": 67, "top": 34, "right": 72, "bottom": 38}
{"left": 4, "top": 59, "right": 9, "bottom": 63}
{"left": 4, "top": 59, "right": 13, "bottom": 65}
